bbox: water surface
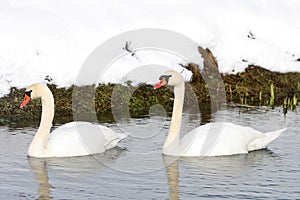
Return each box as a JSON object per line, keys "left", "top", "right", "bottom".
{"left": 0, "top": 106, "right": 299, "bottom": 199}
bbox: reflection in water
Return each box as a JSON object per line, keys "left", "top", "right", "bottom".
{"left": 179, "top": 149, "right": 277, "bottom": 175}
{"left": 3, "top": 104, "right": 294, "bottom": 199}
{"left": 163, "top": 156, "right": 180, "bottom": 200}
{"left": 199, "top": 103, "right": 212, "bottom": 125}
{"left": 163, "top": 149, "right": 276, "bottom": 200}
{"left": 28, "top": 147, "right": 124, "bottom": 200}
{"left": 28, "top": 158, "right": 53, "bottom": 200}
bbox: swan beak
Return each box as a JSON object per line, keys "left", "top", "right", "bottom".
{"left": 154, "top": 83, "right": 163, "bottom": 89}
{"left": 20, "top": 94, "right": 31, "bottom": 108}
{"left": 154, "top": 78, "right": 168, "bottom": 89}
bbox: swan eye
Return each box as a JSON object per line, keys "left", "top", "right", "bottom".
{"left": 159, "top": 75, "right": 172, "bottom": 83}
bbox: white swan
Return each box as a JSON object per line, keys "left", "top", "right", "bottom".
{"left": 20, "top": 84, "right": 125, "bottom": 158}
{"left": 154, "top": 71, "right": 286, "bottom": 156}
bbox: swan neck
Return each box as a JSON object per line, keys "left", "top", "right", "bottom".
{"left": 163, "top": 82, "right": 184, "bottom": 153}
{"left": 28, "top": 86, "right": 54, "bottom": 156}
{"left": 39, "top": 91, "right": 54, "bottom": 130}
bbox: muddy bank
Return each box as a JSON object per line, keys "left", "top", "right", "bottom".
{"left": 185, "top": 47, "right": 300, "bottom": 106}
{"left": 1, "top": 47, "right": 299, "bottom": 125}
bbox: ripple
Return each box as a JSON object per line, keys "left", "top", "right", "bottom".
{"left": 0, "top": 106, "right": 299, "bottom": 199}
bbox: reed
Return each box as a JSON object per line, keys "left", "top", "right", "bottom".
{"left": 283, "top": 97, "right": 288, "bottom": 115}
{"left": 259, "top": 90, "right": 262, "bottom": 105}
{"left": 270, "top": 83, "right": 275, "bottom": 108}
{"left": 292, "top": 94, "right": 297, "bottom": 111}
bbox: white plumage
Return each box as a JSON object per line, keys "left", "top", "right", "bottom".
{"left": 155, "top": 71, "right": 286, "bottom": 157}
{"left": 21, "top": 84, "right": 125, "bottom": 158}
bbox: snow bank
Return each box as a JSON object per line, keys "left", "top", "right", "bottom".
{"left": 0, "top": 0, "right": 300, "bottom": 96}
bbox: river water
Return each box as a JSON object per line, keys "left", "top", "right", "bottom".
{"left": 0, "top": 105, "right": 299, "bottom": 199}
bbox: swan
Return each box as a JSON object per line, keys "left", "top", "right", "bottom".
{"left": 154, "top": 71, "right": 286, "bottom": 156}
{"left": 20, "top": 83, "right": 126, "bottom": 158}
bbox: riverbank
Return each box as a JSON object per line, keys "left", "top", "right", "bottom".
{"left": 1, "top": 48, "right": 299, "bottom": 126}
{"left": 1, "top": 65, "right": 299, "bottom": 126}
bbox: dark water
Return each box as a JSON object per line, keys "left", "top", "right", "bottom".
{"left": 0, "top": 106, "right": 299, "bottom": 199}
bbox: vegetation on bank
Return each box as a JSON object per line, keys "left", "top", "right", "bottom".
{"left": 1, "top": 47, "right": 299, "bottom": 126}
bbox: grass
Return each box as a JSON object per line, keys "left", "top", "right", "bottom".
{"left": 1, "top": 65, "right": 300, "bottom": 126}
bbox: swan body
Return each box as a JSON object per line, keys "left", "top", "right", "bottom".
{"left": 166, "top": 122, "right": 285, "bottom": 157}
{"left": 33, "top": 121, "right": 125, "bottom": 157}
{"left": 20, "top": 84, "right": 125, "bottom": 158}
{"left": 154, "top": 71, "right": 286, "bottom": 157}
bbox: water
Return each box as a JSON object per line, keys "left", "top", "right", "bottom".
{"left": 0, "top": 105, "right": 299, "bottom": 199}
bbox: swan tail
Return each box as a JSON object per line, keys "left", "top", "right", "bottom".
{"left": 117, "top": 133, "right": 127, "bottom": 140}
{"left": 104, "top": 133, "right": 127, "bottom": 150}
{"left": 247, "top": 128, "right": 287, "bottom": 151}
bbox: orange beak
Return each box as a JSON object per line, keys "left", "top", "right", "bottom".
{"left": 154, "top": 77, "right": 167, "bottom": 89}
{"left": 20, "top": 94, "right": 31, "bottom": 108}
{"left": 154, "top": 82, "right": 163, "bottom": 89}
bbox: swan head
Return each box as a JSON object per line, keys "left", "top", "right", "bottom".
{"left": 154, "top": 70, "right": 184, "bottom": 89}
{"left": 20, "top": 84, "right": 48, "bottom": 108}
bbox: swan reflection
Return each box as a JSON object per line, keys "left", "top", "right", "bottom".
{"left": 28, "top": 158, "right": 53, "bottom": 200}
{"left": 163, "top": 149, "right": 277, "bottom": 200}
{"left": 28, "top": 147, "right": 124, "bottom": 199}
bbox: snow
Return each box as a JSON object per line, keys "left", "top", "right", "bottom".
{"left": 0, "top": 0, "right": 300, "bottom": 96}
{"left": 99, "top": 50, "right": 192, "bottom": 85}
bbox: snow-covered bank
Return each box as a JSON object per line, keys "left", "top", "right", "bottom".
{"left": 0, "top": 0, "right": 300, "bottom": 96}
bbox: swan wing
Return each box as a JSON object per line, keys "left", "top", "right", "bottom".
{"left": 179, "top": 122, "right": 267, "bottom": 156}
{"left": 46, "top": 121, "right": 123, "bottom": 157}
